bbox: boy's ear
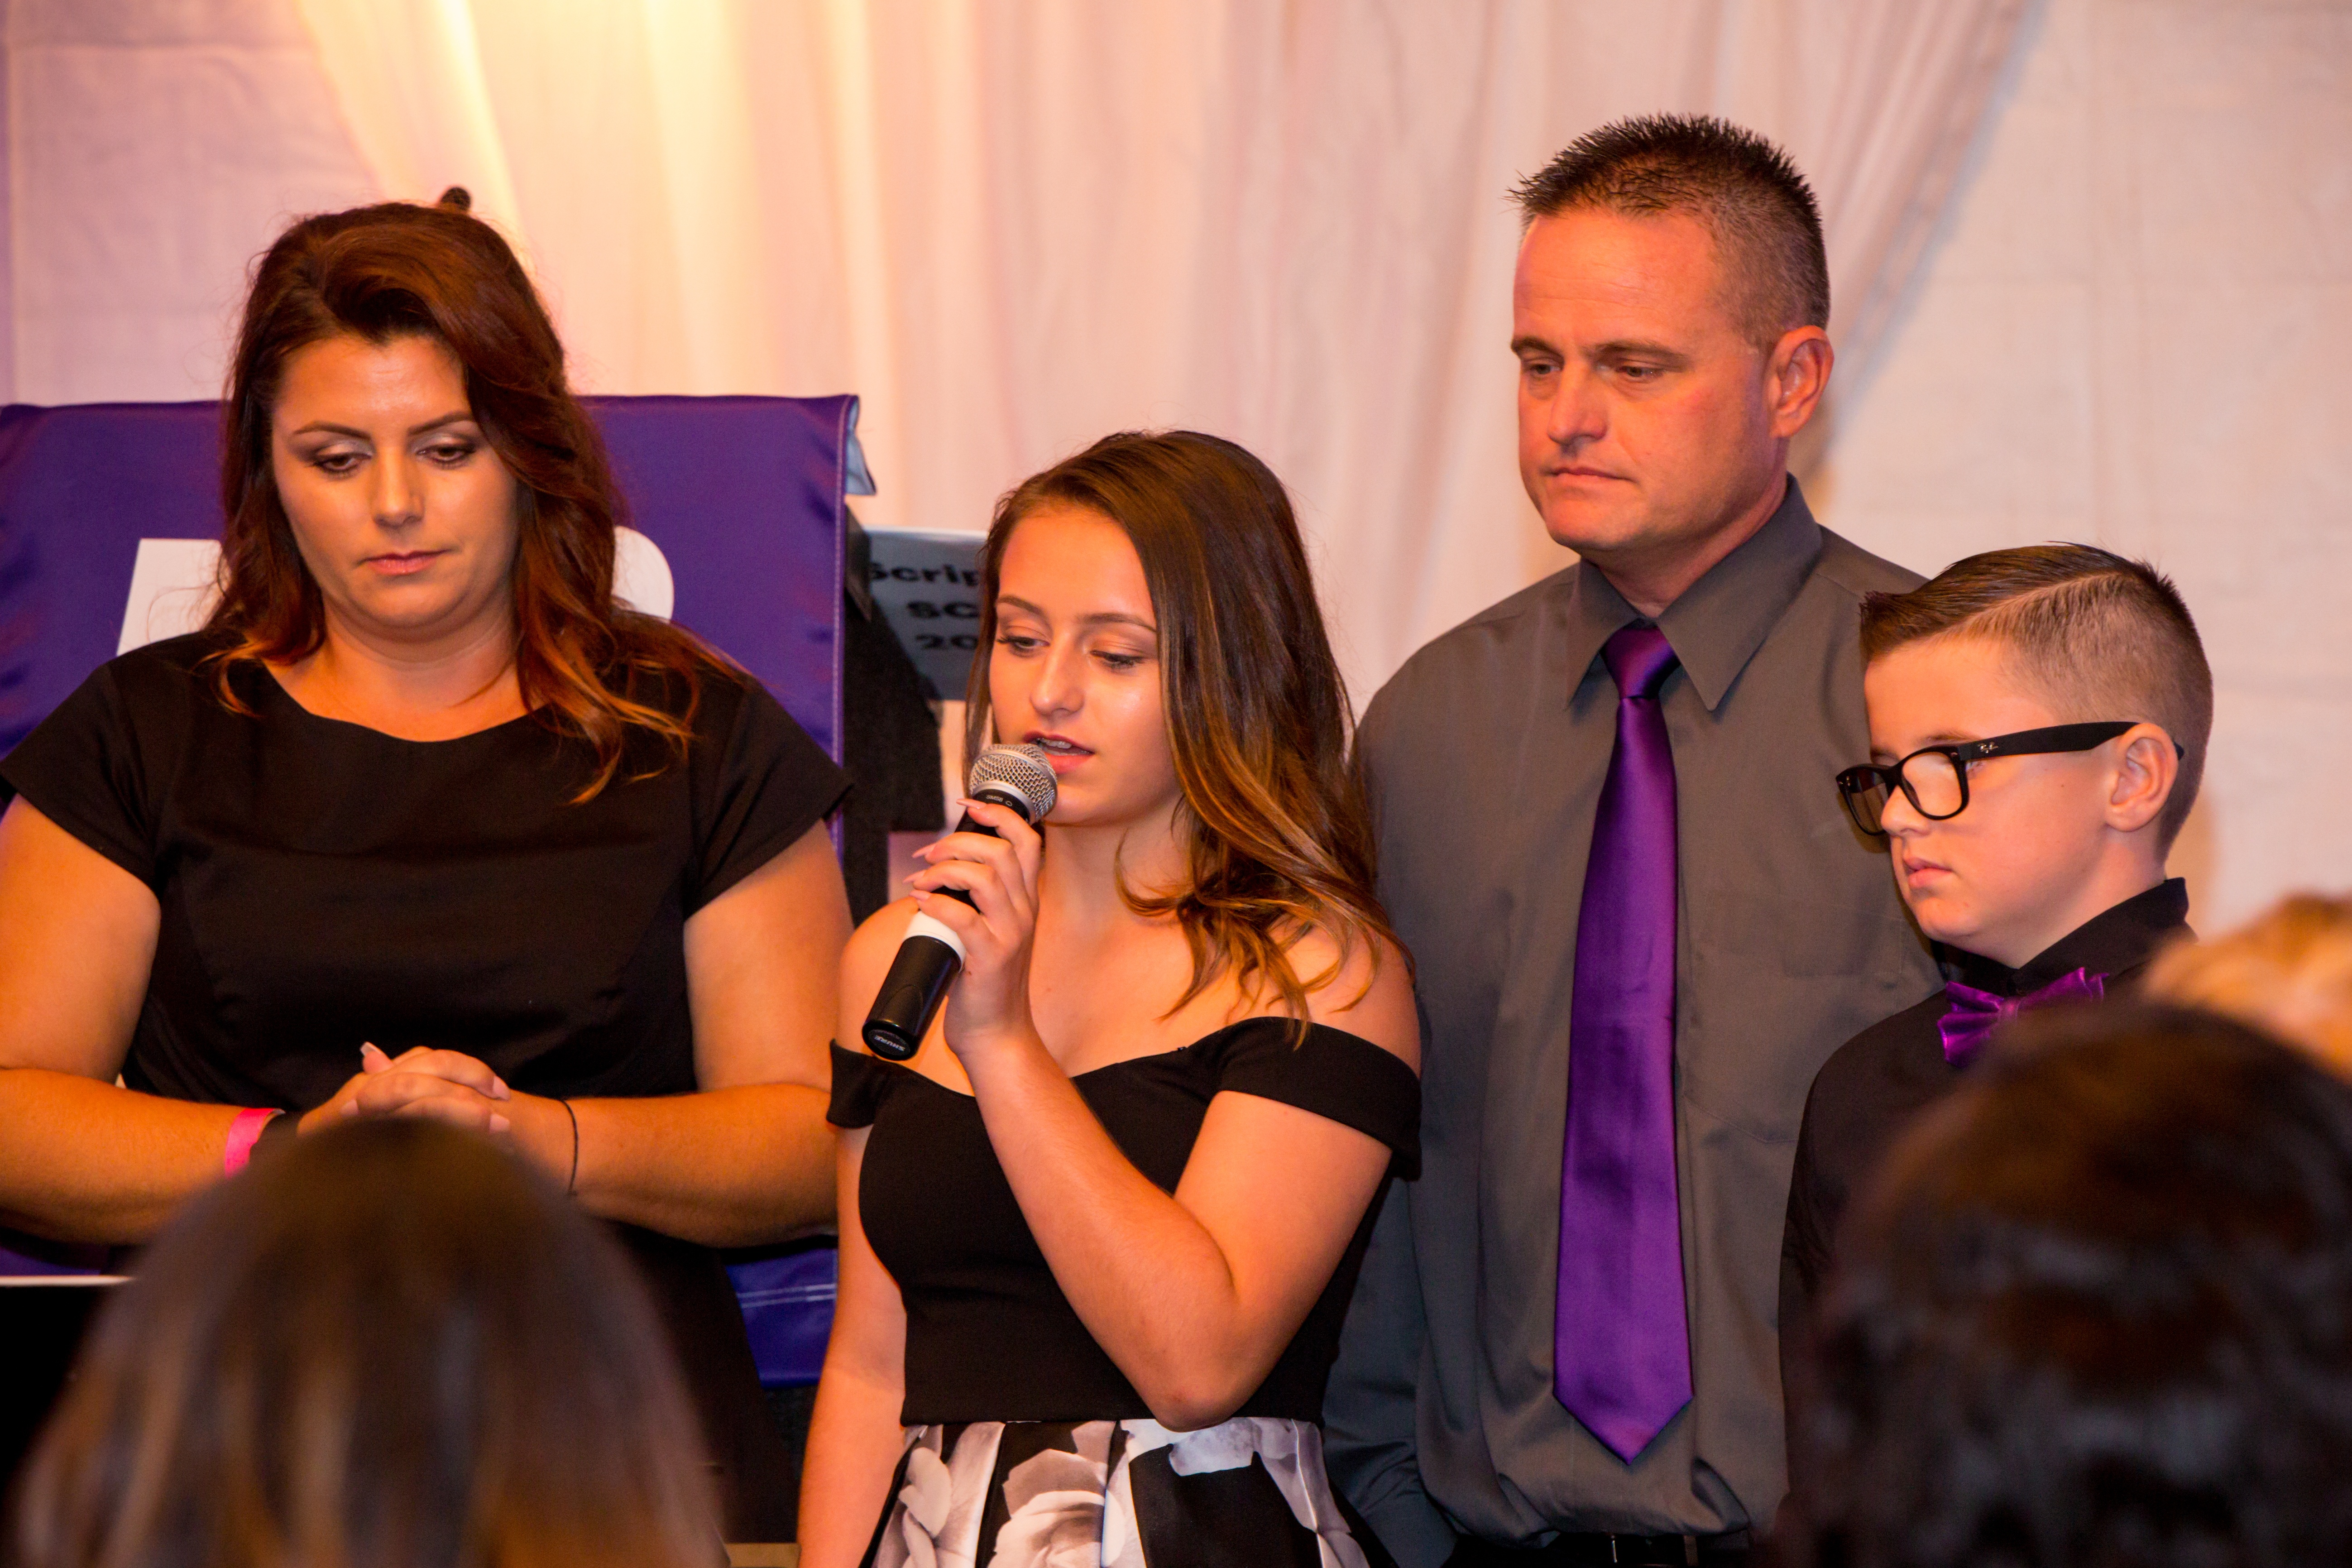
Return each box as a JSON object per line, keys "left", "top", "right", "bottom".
{"left": 2106, "top": 725, "right": 2180, "bottom": 835}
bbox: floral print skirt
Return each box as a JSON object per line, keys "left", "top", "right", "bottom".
{"left": 862, "top": 1416, "right": 1393, "bottom": 1568}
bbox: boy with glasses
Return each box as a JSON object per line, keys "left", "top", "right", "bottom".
{"left": 1778, "top": 543, "right": 2211, "bottom": 1489}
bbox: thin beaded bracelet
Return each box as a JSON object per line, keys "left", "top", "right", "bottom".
{"left": 557, "top": 1098, "right": 580, "bottom": 1195}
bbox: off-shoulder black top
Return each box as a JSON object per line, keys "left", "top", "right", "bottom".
{"left": 829, "top": 1020, "right": 1420, "bottom": 1426}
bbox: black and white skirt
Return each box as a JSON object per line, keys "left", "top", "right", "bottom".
{"left": 862, "top": 1416, "right": 1390, "bottom": 1568}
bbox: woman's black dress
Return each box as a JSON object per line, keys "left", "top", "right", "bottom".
{"left": 0, "top": 632, "right": 848, "bottom": 1542}
{"left": 830, "top": 1019, "right": 1419, "bottom": 1568}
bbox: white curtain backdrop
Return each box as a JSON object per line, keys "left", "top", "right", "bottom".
{"left": 19, "top": 0, "right": 2344, "bottom": 929}
{"left": 287, "top": 0, "right": 2028, "bottom": 696}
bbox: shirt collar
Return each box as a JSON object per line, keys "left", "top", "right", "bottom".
{"left": 1950, "top": 878, "right": 2195, "bottom": 997}
{"left": 1555, "top": 476, "right": 1824, "bottom": 710}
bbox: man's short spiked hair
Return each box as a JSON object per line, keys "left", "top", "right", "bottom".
{"left": 1860, "top": 544, "right": 2214, "bottom": 851}
{"left": 1513, "top": 114, "right": 1829, "bottom": 350}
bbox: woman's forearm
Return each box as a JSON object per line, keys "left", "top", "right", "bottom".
{"left": 560, "top": 1083, "right": 837, "bottom": 1246}
{"left": 0, "top": 1070, "right": 837, "bottom": 1251}
{"left": 960, "top": 1033, "right": 1265, "bottom": 1427}
{"left": 0, "top": 1068, "right": 245, "bottom": 1243}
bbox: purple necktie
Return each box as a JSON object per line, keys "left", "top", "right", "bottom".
{"left": 1938, "top": 967, "right": 2108, "bottom": 1067}
{"left": 1556, "top": 624, "right": 1691, "bottom": 1463}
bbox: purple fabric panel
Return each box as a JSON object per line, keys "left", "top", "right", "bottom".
{"left": 0, "top": 401, "right": 221, "bottom": 751}
{"left": 0, "top": 1237, "right": 106, "bottom": 1276}
{"left": 0, "top": 394, "right": 854, "bottom": 760}
{"left": 726, "top": 1247, "right": 838, "bottom": 1388}
{"left": 588, "top": 394, "right": 850, "bottom": 760}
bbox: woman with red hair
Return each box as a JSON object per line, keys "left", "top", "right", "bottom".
{"left": 0, "top": 198, "right": 847, "bottom": 1540}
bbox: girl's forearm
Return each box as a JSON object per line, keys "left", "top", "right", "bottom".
{"left": 960, "top": 1032, "right": 1255, "bottom": 1424}
{"left": 796, "top": 1362, "right": 908, "bottom": 1568}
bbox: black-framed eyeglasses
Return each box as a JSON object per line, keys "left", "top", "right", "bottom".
{"left": 1835, "top": 722, "right": 2170, "bottom": 837}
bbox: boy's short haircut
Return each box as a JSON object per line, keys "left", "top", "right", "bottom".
{"left": 1859, "top": 543, "right": 2212, "bottom": 850}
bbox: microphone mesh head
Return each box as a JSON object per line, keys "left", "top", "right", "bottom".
{"left": 967, "top": 743, "right": 1058, "bottom": 822}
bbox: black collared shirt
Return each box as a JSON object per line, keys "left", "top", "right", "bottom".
{"left": 1326, "top": 480, "right": 1938, "bottom": 1559}
{"left": 1777, "top": 878, "right": 2196, "bottom": 1454}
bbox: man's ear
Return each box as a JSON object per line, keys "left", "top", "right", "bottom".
{"left": 1767, "top": 326, "right": 1833, "bottom": 440}
{"left": 2107, "top": 725, "right": 2180, "bottom": 834}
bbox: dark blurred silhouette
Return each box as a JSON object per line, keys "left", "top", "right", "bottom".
{"left": 1786, "top": 1002, "right": 2352, "bottom": 1568}
{"left": 8, "top": 1120, "right": 722, "bottom": 1568}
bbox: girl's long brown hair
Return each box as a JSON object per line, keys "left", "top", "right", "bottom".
{"left": 10, "top": 1120, "right": 720, "bottom": 1568}
{"left": 210, "top": 199, "right": 731, "bottom": 797}
{"left": 967, "top": 430, "right": 1400, "bottom": 1025}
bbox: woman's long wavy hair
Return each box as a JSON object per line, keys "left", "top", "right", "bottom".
{"left": 9, "top": 1120, "right": 721, "bottom": 1568}
{"left": 965, "top": 430, "right": 1399, "bottom": 1024}
{"left": 208, "top": 198, "right": 729, "bottom": 797}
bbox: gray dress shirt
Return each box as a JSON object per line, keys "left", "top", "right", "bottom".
{"left": 1325, "top": 480, "right": 1938, "bottom": 1562}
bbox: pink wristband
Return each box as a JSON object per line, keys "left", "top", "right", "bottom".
{"left": 223, "top": 1108, "right": 279, "bottom": 1175}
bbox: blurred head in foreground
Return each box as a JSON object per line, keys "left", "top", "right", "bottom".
{"left": 10, "top": 1120, "right": 719, "bottom": 1568}
{"left": 1792, "top": 1002, "right": 2352, "bottom": 1568}
{"left": 2144, "top": 892, "right": 2352, "bottom": 1074}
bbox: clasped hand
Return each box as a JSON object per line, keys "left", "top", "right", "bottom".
{"left": 906, "top": 797, "right": 1044, "bottom": 1060}
{"left": 305, "top": 1042, "right": 514, "bottom": 1136}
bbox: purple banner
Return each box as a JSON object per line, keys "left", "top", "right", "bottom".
{"left": 0, "top": 394, "right": 855, "bottom": 759}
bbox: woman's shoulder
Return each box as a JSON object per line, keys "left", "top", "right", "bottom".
{"left": 105, "top": 631, "right": 229, "bottom": 700}
{"left": 639, "top": 645, "right": 838, "bottom": 789}
{"left": 669, "top": 656, "right": 848, "bottom": 911}
{"left": 830, "top": 898, "right": 937, "bottom": 1126}
{"left": 26, "top": 631, "right": 233, "bottom": 760}
{"left": 843, "top": 895, "right": 922, "bottom": 997}
{"left": 0, "top": 633, "right": 238, "bottom": 887}
{"left": 827, "top": 1036, "right": 907, "bottom": 1130}
{"left": 1191, "top": 934, "right": 1423, "bottom": 1176}
{"left": 613, "top": 631, "right": 755, "bottom": 730}
{"left": 1279, "top": 923, "right": 1419, "bottom": 1073}
{"left": 838, "top": 896, "right": 952, "bottom": 1063}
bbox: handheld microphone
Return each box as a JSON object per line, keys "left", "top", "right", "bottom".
{"left": 861, "top": 743, "right": 1059, "bottom": 1061}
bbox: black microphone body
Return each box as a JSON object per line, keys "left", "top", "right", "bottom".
{"left": 861, "top": 746, "right": 1057, "bottom": 1060}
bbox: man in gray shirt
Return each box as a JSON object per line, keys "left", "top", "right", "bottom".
{"left": 1326, "top": 116, "right": 1938, "bottom": 1566}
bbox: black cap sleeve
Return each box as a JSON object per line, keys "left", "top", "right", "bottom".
{"left": 1206, "top": 1018, "right": 1421, "bottom": 1179}
{"left": 828, "top": 1041, "right": 900, "bottom": 1129}
{"left": 689, "top": 677, "right": 851, "bottom": 914}
{"left": 0, "top": 660, "right": 159, "bottom": 887}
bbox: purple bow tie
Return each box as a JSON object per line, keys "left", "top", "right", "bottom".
{"left": 1939, "top": 967, "right": 2107, "bottom": 1066}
